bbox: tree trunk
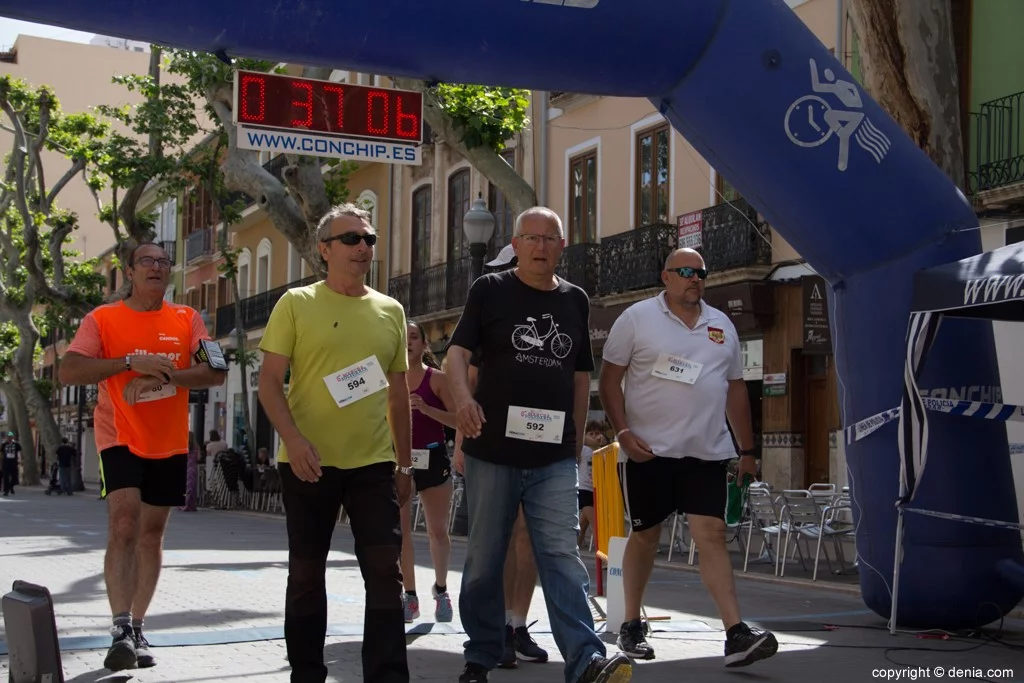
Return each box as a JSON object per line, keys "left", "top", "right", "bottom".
{"left": 3, "top": 380, "right": 37, "bottom": 486}
{"left": 232, "top": 276, "right": 257, "bottom": 455}
{"left": 8, "top": 312, "right": 59, "bottom": 485}
{"left": 848, "top": 0, "right": 965, "bottom": 187}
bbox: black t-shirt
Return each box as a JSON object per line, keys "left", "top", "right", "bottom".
{"left": 57, "top": 445, "right": 76, "bottom": 467}
{"left": 2, "top": 441, "right": 21, "bottom": 463}
{"left": 450, "top": 270, "right": 594, "bottom": 468}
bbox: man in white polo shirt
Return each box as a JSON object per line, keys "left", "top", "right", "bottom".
{"left": 598, "top": 248, "right": 778, "bottom": 669}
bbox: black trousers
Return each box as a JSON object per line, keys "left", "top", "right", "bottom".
{"left": 280, "top": 461, "right": 408, "bottom": 683}
{"left": 2, "top": 463, "right": 16, "bottom": 494}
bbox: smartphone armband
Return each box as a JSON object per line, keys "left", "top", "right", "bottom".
{"left": 195, "top": 339, "right": 229, "bottom": 371}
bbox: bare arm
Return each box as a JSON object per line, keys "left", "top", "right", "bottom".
{"left": 416, "top": 369, "right": 457, "bottom": 429}
{"left": 725, "top": 378, "right": 755, "bottom": 452}
{"left": 445, "top": 346, "right": 474, "bottom": 408}
{"left": 169, "top": 363, "right": 226, "bottom": 389}
{"left": 452, "top": 364, "right": 478, "bottom": 472}
{"left": 58, "top": 352, "right": 128, "bottom": 386}
{"left": 257, "top": 351, "right": 302, "bottom": 442}
{"left": 574, "top": 371, "right": 590, "bottom": 462}
{"left": 597, "top": 360, "right": 629, "bottom": 435}
{"left": 387, "top": 371, "right": 412, "bottom": 468}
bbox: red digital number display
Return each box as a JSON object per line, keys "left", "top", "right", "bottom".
{"left": 233, "top": 70, "right": 423, "bottom": 144}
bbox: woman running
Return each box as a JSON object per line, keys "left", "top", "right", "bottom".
{"left": 401, "top": 320, "right": 458, "bottom": 622}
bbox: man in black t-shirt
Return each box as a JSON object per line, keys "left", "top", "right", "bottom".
{"left": 447, "top": 207, "right": 631, "bottom": 683}
{"left": 2, "top": 432, "right": 22, "bottom": 496}
{"left": 56, "top": 438, "right": 77, "bottom": 496}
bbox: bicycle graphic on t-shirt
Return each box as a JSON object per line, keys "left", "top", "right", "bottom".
{"left": 512, "top": 314, "right": 573, "bottom": 359}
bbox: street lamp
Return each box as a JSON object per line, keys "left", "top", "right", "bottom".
{"left": 463, "top": 192, "right": 496, "bottom": 281}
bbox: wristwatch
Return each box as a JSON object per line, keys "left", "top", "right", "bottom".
{"left": 397, "top": 465, "right": 414, "bottom": 476}
{"left": 738, "top": 448, "right": 759, "bottom": 458}
{"left": 124, "top": 355, "right": 132, "bottom": 371}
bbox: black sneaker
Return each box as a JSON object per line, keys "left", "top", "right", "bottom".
{"left": 724, "top": 622, "right": 778, "bottom": 667}
{"left": 577, "top": 653, "right": 633, "bottom": 683}
{"left": 616, "top": 619, "right": 655, "bottom": 660}
{"left": 459, "top": 663, "right": 489, "bottom": 683}
{"left": 103, "top": 624, "right": 138, "bottom": 671}
{"left": 513, "top": 622, "right": 549, "bottom": 663}
{"left": 498, "top": 624, "right": 517, "bottom": 668}
{"left": 133, "top": 628, "right": 156, "bottom": 668}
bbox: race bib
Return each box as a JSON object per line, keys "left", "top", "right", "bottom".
{"left": 136, "top": 383, "right": 178, "bottom": 403}
{"left": 411, "top": 449, "right": 430, "bottom": 470}
{"left": 652, "top": 353, "right": 703, "bottom": 384}
{"left": 505, "top": 406, "right": 566, "bottom": 444}
{"left": 323, "top": 356, "right": 389, "bottom": 407}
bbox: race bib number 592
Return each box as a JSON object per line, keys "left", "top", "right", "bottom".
{"left": 505, "top": 406, "right": 566, "bottom": 444}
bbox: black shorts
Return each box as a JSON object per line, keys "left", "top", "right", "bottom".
{"left": 100, "top": 446, "right": 187, "bottom": 507}
{"left": 578, "top": 489, "right": 594, "bottom": 510}
{"left": 621, "top": 456, "right": 729, "bottom": 531}
{"left": 413, "top": 444, "right": 452, "bottom": 492}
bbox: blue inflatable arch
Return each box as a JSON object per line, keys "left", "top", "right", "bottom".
{"left": 3, "top": 0, "right": 1020, "bottom": 628}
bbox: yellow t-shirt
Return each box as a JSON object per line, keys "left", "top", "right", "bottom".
{"left": 259, "top": 282, "right": 408, "bottom": 470}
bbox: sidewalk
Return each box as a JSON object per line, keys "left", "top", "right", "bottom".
{"left": 2, "top": 486, "right": 1021, "bottom": 682}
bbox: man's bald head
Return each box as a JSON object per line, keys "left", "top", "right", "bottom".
{"left": 664, "top": 248, "right": 705, "bottom": 271}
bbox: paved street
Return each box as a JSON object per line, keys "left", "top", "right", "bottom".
{"left": 2, "top": 486, "right": 1022, "bottom": 682}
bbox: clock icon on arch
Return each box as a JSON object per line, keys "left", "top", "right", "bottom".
{"left": 784, "top": 95, "right": 834, "bottom": 148}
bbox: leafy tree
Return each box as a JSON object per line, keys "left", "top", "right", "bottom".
{"left": 0, "top": 75, "right": 107, "bottom": 483}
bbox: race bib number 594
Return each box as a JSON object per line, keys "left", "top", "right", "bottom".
{"left": 323, "top": 356, "right": 389, "bottom": 407}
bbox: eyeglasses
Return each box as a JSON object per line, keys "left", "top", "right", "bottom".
{"left": 322, "top": 231, "right": 377, "bottom": 247}
{"left": 516, "top": 233, "right": 562, "bottom": 245}
{"left": 666, "top": 266, "right": 708, "bottom": 280}
{"left": 134, "top": 256, "right": 173, "bottom": 269}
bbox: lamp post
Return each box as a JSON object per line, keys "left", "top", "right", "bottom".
{"left": 463, "top": 193, "right": 496, "bottom": 282}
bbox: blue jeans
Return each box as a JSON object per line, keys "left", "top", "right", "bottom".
{"left": 460, "top": 456, "right": 605, "bottom": 683}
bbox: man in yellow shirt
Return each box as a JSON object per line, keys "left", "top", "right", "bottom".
{"left": 258, "top": 203, "right": 413, "bottom": 683}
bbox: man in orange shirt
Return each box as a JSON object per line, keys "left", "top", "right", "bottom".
{"left": 60, "top": 242, "right": 227, "bottom": 672}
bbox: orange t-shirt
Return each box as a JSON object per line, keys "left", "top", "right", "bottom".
{"left": 66, "top": 301, "right": 209, "bottom": 459}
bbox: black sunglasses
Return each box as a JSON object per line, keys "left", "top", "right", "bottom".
{"left": 323, "top": 231, "right": 377, "bottom": 247}
{"left": 666, "top": 266, "right": 708, "bottom": 280}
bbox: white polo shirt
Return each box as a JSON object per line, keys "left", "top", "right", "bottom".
{"left": 601, "top": 292, "right": 744, "bottom": 461}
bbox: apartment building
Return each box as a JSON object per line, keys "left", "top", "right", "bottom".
{"left": 0, "top": 35, "right": 154, "bottom": 259}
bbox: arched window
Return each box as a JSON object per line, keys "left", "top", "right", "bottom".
{"left": 447, "top": 168, "right": 471, "bottom": 262}
{"left": 411, "top": 185, "right": 431, "bottom": 273}
{"left": 237, "top": 248, "right": 252, "bottom": 299}
{"left": 357, "top": 189, "right": 379, "bottom": 229}
{"left": 256, "top": 238, "right": 273, "bottom": 293}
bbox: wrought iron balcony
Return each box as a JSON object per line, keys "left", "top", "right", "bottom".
{"left": 597, "top": 223, "right": 677, "bottom": 297}
{"left": 387, "top": 256, "right": 472, "bottom": 319}
{"left": 970, "top": 90, "right": 1024, "bottom": 193}
{"left": 388, "top": 273, "right": 411, "bottom": 312}
{"left": 159, "top": 239, "right": 176, "bottom": 264}
{"left": 185, "top": 227, "right": 214, "bottom": 263}
{"left": 699, "top": 198, "right": 772, "bottom": 272}
{"left": 215, "top": 274, "right": 318, "bottom": 337}
{"left": 556, "top": 242, "right": 600, "bottom": 296}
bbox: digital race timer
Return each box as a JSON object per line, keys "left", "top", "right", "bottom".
{"left": 232, "top": 70, "right": 424, "bottom": 145}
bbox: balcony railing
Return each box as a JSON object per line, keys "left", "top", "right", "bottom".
{"left": 185, "top": 227, "right": 214, "bottom": 263}
{"left": 597, "top": 223, "right": 677, "bottom": 297}
{"left": 160, "top": 239, "right": 177, "bottom": 264}
{"left": 388, "top": 210, "right": 768, "bottom": 315}
{"left": 389, "top": 273, "right": 411, "bottom": 312}
{"left": 556, "top": 242, "right": 600, "bottom": 296}
{"left": 699, "top": 198, "right": 772, "bottom": 272}
{"left": 970, "top": 90, "right": 1024, "bottom": 193}
{"left": 215, "top": 275, "right": 318, "bottom": 337}
{"left": 388, "top": 256, "right": 472, "bottom": 319}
